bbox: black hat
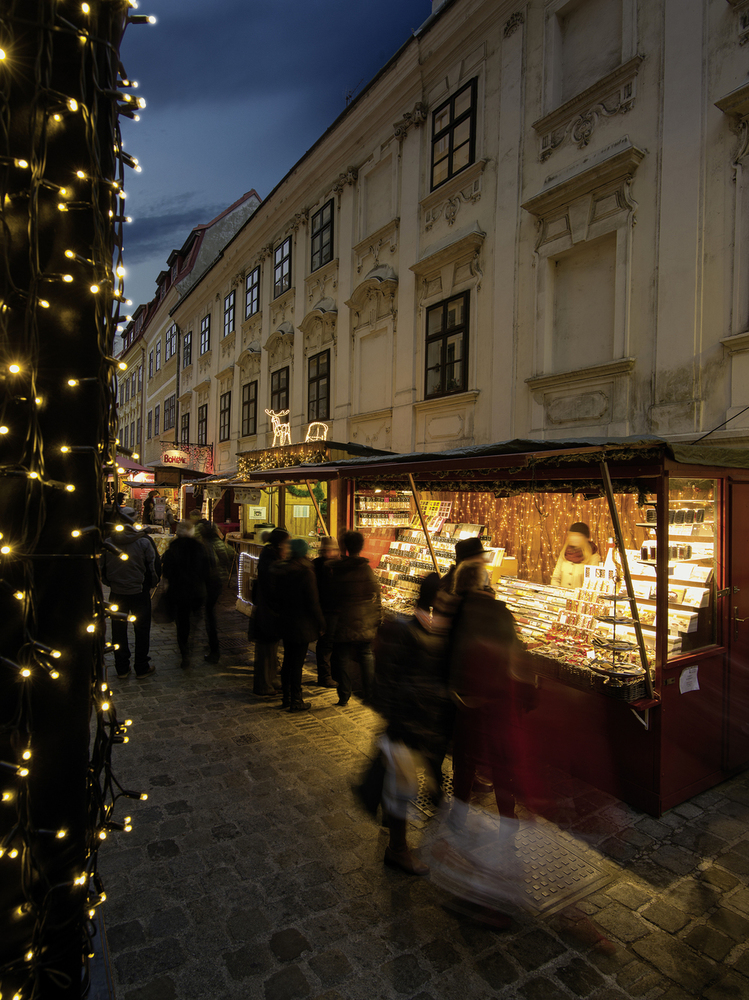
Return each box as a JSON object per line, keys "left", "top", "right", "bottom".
{"left": 569, "top": 522, "right": 590, "bottom": 537}
{"left": 455, "top": 536, "right": 486, "bottom": 563}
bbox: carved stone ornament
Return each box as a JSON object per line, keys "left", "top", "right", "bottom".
{"left": 270, "top": 287, "right": 294, "bottom": 331}
{"left": 236, "top": 348, "right": 261, "bottom": 378}
{"left": 393, "top": 102, "right": 428, "bottom": 141}
{"left": 333, "top": 167, "right": 359, "bottom": 201}
{"left": 263, "top": 321, "right": 294, "bottom": 368}
{"left": 305, "top": 257, "right": 338, "bottom": 302}
{"left": 345, "top": 265, "right": 398, "bottom": 328}
{"left": 503, "top": 11, "right": 524, "bottom": 38}
{"left": 299, "top": 298, "right": 337, "bottom": 352}
{"left": 198, "top": 351, "right": 212, "bottom": 378}
{"left": 353, "top": 219, "right": 399, "bottom": 274}
{"left": 221, "top": 330, "right": 236, "bottom": 358}
{"left": 215, "top": 365, "right": 234, "bottom": 392}
{"left": 533, "top": 57, "right": 644, "bottom": 162}
{"left": 421, "top": 161, "right": 486, "bottom": 231}
{"left": 258, "top": 242, "right": 274, "bottom": 262}
{"left": 715, "top": 82, "right": 749, "bottom": 164}
{"left": 290, "top": 211, "right": 308, "bottom": 232}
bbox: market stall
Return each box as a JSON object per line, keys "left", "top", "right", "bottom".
{"left": 247, "top": 436, "right": 749, "bottom": 816}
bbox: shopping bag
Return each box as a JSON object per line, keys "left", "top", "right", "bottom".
{"left": 151, "top": 578, "right": 173, "bottom": 624}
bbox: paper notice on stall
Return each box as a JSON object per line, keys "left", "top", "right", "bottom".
{"left": 679, "top": 665, "right": 700, "bottom": 694}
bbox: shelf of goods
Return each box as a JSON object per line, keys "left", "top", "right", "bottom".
{"left": 374, "top": 528, "right": 461, "bottom": 599}
{"left": 354, "top": 490, "right": 413, "bottom": 529}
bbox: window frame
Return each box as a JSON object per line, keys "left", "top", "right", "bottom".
{"left": 147, "top": 410, "right": 152, "bottom": 439}
{"left": 154, "top": 403, "right": 160, "bottom": 436}
{"left": 180, "top": 412, "right": 190, "bottom": 444}
{"left": 241, "top": 380, "right": 257, "bottom": 437}
{"left": 163, "top": 393, "right": 176, "bottom": 432}
{"left": 223, "top": 290, "right": 235, "bottom": 338}
{"left": 136, "top": 416, "right": 141, "bottom": 447}
{"left": 245, "top": 266, "right": 260, "bottom": 319}
{"left": 165, "top": 324, "right": 177, "bottom": 361}
{"left": 148, "top": 350, "right": 153, "bottom": 378}
{"left": 270, "top": 366, "right": 289, "bottom": 413}
{"left": 273, "top": 236, "right": 292, "bottom": 298}
{"left": 219, "top": 390, "right": 231, "bottom": 441}
{"left": 155, "top": 339, "right": 161, "bottom": 371}
{"left": 182, "top": 330, "right": 192, "bottom": 368}
{"left": 200, "top": 314, "right": 210, "bottom": 355}
{"left": 310, "top": 200, "right": 334, "bottom": 273}
{"left": 307, "top": 349, "right": 330, "bottom": 422}
{"left": 430, "top": 77, "right": 477, "bottom": 191}
{"left": 197, "top": 403, "right": 208, "bottom": 446}
{"left": 137, "top": 364, "right": 142, "bottom": 391}
{"left": 424, "top": 291, "right": 470, "bottom": 399}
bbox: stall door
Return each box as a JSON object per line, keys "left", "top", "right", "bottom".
{"left": 728, "top": 482, "right": 749, "bottom": 769}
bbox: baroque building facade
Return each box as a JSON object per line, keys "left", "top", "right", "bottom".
{"left": 122, "top": 0, "right": 749, "bottom": 473}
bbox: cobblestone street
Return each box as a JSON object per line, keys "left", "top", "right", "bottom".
{"left": 96, "top": 588, "right": 749, "bottom": 1000}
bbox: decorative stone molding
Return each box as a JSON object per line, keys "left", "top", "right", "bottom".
{"left": 197, "top": 351, "right": 212, "bottom": 378}
{"left": 413, "top": 390, "right": 479, "bottom": 450}
{"left": 526, "top": 359, "right": 635, "bottom": 432}
{"left": 220, "top": 330, "right": 236, "bottom": 359}
{"left": 181, "top": 364, "right": 193, "bottom": 390}
{"left": 353, "top": 219, "right": 399, "bottom": 274}
{"left": 270, "top": 287, "right": 294, "bottom": 331}
{"left": 290, "top": 211, "right": 308, "bottom": 232}
{"left": 727, "top": 0, "right": 749, "bottom": 44}
{"left": 420, "top": 160, "right": 487, "bottom": 230}
{"left": 177, "top": 391, "right": 192, "bottom": 410}
{"left": 299, "top": 298, "right": 337, "bottom": 353}
{"left": 715, "top": 83, "right": 749, "bottom": 164}
{"left": 231, "top": 270, "right": 244, "bottom": 289}
{"left": 258, "top": 242, "right": 274, "bottom": 262}
{"left": 720, "top": 330, "right": 749, "bottom": 354}
{"left": 263, "top": 321, "right": 295, "bottom": 368}
{"left": 236, "top": 348, "right": 261, "bottom": 379}
{"left": 346, "top": 265, "right": 398, "bottom": 329}
{"left": 349, "top": 408, "right": 393, "bottom": 451}
{"left": 241, "top": 313, "right": 262, "bottom": 348}
{"left": 333, "top": 167, "right": 359, "bottom": 202}
{"left": 393, "top": 102, "right": 428, "bottom": 141}
{"left": 532, "top": 56, "right": 644, "bottom": 161}
{"left": 504, "top": 11, "right": 524, "bottom": 38}
{"left": 193, "top": 379, "right": 211, "bottom": 404}
{"left": 410, "top": 226, "right": 486, "bottom": 301}
{"left": 215, "top": 365, "right": 234, "bottom": 393}
{"left": 305, "top": 257, "right": 338, "bottom": 302}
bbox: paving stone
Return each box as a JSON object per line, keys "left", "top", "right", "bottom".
{"left": 662, "top": 879, "right": 721, "bottom": 916}
{"left": 716, "top": 849, "right": 749, "bottom": 877}
{"left": 475, "top": 949, "right": 520, "bottom": 990}
{"left": 122, "top": 976, "right": 177, "bottom": 1000}
{"left": 263, "top": 965, "right": 312, "bottom": 1000}
{"left": 635, "top": 817, "right": 672, "bottom": 840}
{"left": 632, "top": 932, "right": 715, "bottom": 993}
{"left": 115, "top": 939, "right": 188, "bottom": 984}
{"left": 641, "top": 900, "right": 690, "bottom": 933}
{"left": 555, "top": 957, "right": 605, "bottom": 997}
{"left": 226, "top": 907, "right": 271, "bottom": 942}
{"left": 419, "top": 939, "right": 463, "bottom": 974}
{"left": 684, "top": 923, "right": 733, "bottom": 961}
{"left": 671, "top": 828, "right": 726, "bottom": 857}
{"left": 147, "top": 906, "right": 189, "bottom": 938}
{"left": 605, "top": 882, "right": 653, "bottom": 911}
{"left": 657, "top": 987, "right": 702, "bottom": 1000}
{"left": 107, "top": 920, "right": 146, "bottom": 952}
{"left": 519, "top": 977, "right": 566, "bottom": 1000}
{"left": 593, "top": 903, "right": 650, "bottom": 942}
{"left": 506, "top": 928, "right": 567, "bottom": 971}
{"left": 379, "top": 955, "right": 430, "bottom": 994}
{"left": 308, "top": 949, "right": 353, "bottom": 988}
{"left": 222, "top": 943, "right": 274, "bottom": 980}
{"left": 703, "top": 972, "right": 749, "bottom": 1000}
{"left": 649, "top": 844, "right": 699, "bottom": 875}
{"left": 707, "top": 905, "right": 749, "bottom": 940}
{"left": 699, "top": 866, "right": 739, "bottom": 892}
{"left": 269, "top": 928, "right": 312, "bottom": 962}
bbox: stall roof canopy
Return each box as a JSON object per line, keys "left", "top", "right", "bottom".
{"left": 242, "top": 436, "right": 749, "bottom": 489}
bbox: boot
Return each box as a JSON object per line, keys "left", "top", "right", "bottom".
{"left": 384, "top": 817, "right": 429, "bottom": 875}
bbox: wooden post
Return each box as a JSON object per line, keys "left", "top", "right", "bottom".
{"left": 305, "top": 479, "right": 329, "bottom": 536}
{"left": 408, "top": 473, "right": 440, "bottom": 573}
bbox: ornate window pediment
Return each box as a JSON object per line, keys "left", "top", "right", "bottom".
{"left": 410, "top": 225, "right": 485, "bottom": 301}
{"left": 263, "top": 321, "right": 294, "bottom": 367}
{"left": 345, "top": 265, "right": 398, "bottom": 326}
{"left": 299, "top": 298, "right": 337, "bottom": 354}
{"left": 237, "top": 348, "right": 261, "bottom": 379}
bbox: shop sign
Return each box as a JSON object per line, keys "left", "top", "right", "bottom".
{"left": 161, "top": 449, "right": 189, "bottom": 466}
{"left": 246, "top": 506, "right": 267, "bottom": 520}
{"left": 234, "top": 488, "right": 261, "bottom": 504}
{"left": 159, "top": 443, "right": 214, "bottom": 473}
{"left": 204, "top": 485, "right": 224, "bottom": 500}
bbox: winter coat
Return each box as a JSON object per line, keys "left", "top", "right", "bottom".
{"left": 312, "top": 555, "right": 337, "bottom": 613}
{"left": 101, "top": 526, "right": 160, "bottom": 595}
{"left": 162, "top": 536, "right": 211, "bottom": 612}
{"left": 550, "top": 548, "right": 600, "bottom": 589}
{"left": 270, "top": 557, "right": 326, "bottom": 644}
{"left": 330, "top": 556, "right": 381, "bottom": 642}
{"left": 196, "top": 522, "right": 232, "bottom": 597}
{"left": 253, "top": 543, "right": 284, "bottom": 642}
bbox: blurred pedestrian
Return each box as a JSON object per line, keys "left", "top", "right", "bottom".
{"left": 101, "top": 524, "right": 160, "bottom": 677}
{"left": 312, "top": 536, "right": 339, "bottom": 688}
{"left": 330, "top": 530, "right": 381, "bottom": 706}
{"left": 252, "top": 527, "right": 289, "bottom": 695}
{"left": 440, "top": 535, "right": 490, "bottom": 594}
{"left": 142, "top": 489, "right": 159, "bottom": 525}
{"left": 270, "top": 538, "right": 326, "bottom": 711}
{"left": 194, "top": 518, "right": 232, "bottom": 663}
{"left": 161, "top": 519, "right": 212, "bottom": 668}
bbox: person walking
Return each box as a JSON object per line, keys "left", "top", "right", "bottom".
{"left": 330, "top": 530, "right": 381, "bottom": 707}
{"left": 311, "top": 536, "right": 339, "bottom": 688}
{"left": 252, "top": 527, "right": 289, "bottom": 695}
{"left": 194, "top": 518, "right": 232, "bottom": 663}
{"left": 161, "top": 520, "right": 212, "bottom": 668}
{"left": 101, "top": 524, "right": 160, "bottom": 678}
{"left": 270, "top": 538, "right": 326, "bottom": 711}
{"left": 142, "top": 489, "right": 159, "bottom": 525}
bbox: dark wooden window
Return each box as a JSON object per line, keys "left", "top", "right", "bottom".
{"left": 223, "top": 291, "right": 235, "bottom": 337}
{"left": 165, "top": 324, "right": 177, "bottom": 360}
{"left": 154, "top": 404, "right": 160, "bottom": 436}
{"left": 425, "top": 292, "right": 469, "bottom": 398}
{"left": 219, "top": 391, "right": 231, "bottom": 441}
{"left": 163, "top": 394, "right": 175, "bottom": 431}
{"left": 197, "top": 404, "right": 208, "bottom": 445}
{"left": 307, "top": 350, "right": 329, "bottom": 421}
{"left": 241, "top": 381, "right": 257, "bottom": 436}
{"left": 431, "top": 78, "right": 477, "bottom": 190}
{"left": 200, "top": 314, "right": 210, "bottom": 355}
{"left": 180, "top": 413, "right": 189, "bottom": 444}
{"left": 245, "top": 266, "right": 260, "bottom": 318}
{"left": 310, "top": 200, "right": 333, "bottom": 272}
{"left": 273, "top": 236, "right": 292, "bottom": 297}
{"left": 148, "top": 350, "right": 153, "bottom": 378}
{"left": 155, "top": 340, "right": 161, "bottom": 371}
{"left": 182, "top": 330, "right": 192, "bottom": 368}
{"left": 270, "top": 367, "right": 289, "bottom": 412}
{"left": 147, "top": 410, "right": 152, "bottom": 439}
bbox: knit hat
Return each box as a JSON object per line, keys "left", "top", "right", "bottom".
{"left": 455, "top": 536, "right": 486, "bottom": 564}
{"left": 290, "top": 538, "right": 309, "bottom": 559}
{"left": 569, "top": 522, "right": 590, "bottom": 537}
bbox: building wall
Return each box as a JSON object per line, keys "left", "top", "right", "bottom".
{"left": 139, "top": 0, "right": 749, "bottom": 470}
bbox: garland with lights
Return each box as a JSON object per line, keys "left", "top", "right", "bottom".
{"left": 0, "top": 3, "right": 153, "bottom": 997}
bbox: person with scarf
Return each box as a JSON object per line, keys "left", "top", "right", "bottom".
{"left": 550, "top": 521, "right": 600, "bottom": 589}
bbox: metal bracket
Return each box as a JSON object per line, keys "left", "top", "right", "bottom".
{"left": 717, "top": 588, "right": 730, "bottom": 598}
{"left": 630, "top": 707, "right": 650, "bottom": 730}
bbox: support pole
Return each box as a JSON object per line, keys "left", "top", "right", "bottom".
{"left": 408, "top": 473, "right": 440, "bottom": 573}
{"left": 599, "top": 461, "right": 655, "bottom": 700}
{"left": 305, "top": 480, "right": 329, "bottom": 536}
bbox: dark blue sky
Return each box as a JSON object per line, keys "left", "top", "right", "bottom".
{"left": 118, "top": 0, "right": 432, "bottom": 312}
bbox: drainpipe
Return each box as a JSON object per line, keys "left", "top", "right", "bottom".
{"left": 174, "top": 323, "right": 181, "bottom": 445}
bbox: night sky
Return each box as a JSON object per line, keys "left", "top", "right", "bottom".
{"left": 117, "top": 0, "right": 432, "bottom": 313}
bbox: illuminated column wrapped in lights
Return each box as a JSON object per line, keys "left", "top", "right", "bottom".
{"left": 0, "top": 2, "right": 153, "bottom": 997}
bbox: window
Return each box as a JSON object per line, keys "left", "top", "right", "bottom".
{"left": 121, "top": 424, "right": 128, "bottom": 449}
{"left": 138, "top": 365, "right": 142, "bottom": 391}
{"left": 183, "top": 330, "right": 192, "bottom": 368}
{"left": 223, "top": 291, "right": 235, "bottom": 337}
{"left": 308, "top": 350, "right": 329, "bottom": 421}
{"left": 197, "top": 404, "right": 208, "bottom": 446}
{"left": 165, "top": 324, "right": 177, "bottom": 361}
{"left": 219, "top": 391, "right": 231, "bottom": 441}
{"left": 130, "top": 372, "right": 136, "bottom": 397}
{"left": 431, "top": 78, "right": 477, "bottom": 190}
{"left": 270, "top": 367, "right": 289, "bottom": 412}
{"left": 200, "top": 314, "right": 210, "bottom": 355}
{"left": 130, "top": 421, "right": 135, "bottom": 449}
{"left": 136, "top": 417, "right": 141, "bottom": 447}
{"left": 241, "top": 380, "right": 257, "bottom": 436}
{"left": 425, "top": 292, "right": 469, "bottom": 397}
{"left": 163, "top": 394, "right": 176, "bottom": 431}
{"left": 148, "top": 351, "right": 153, "bottom": 378}
{"left": 273, "top": 236, "right": 292, "bottom": 297}
{"left": 180, "top": 413, "right": 190, "bottom": 444}
{"left": 155, "top": 340, "right": 161, "bottom": 371}
{"left": 147, "top": 410, "right": 152, "bottom": 439}
{"left": 245, "top": 266, "right": 260, "bottom": 318}
{"left": 311, "top": 200, "right": 333, "bottom": 272}
{"left": 154, "top": 404, "right": 160, "bottom": 436}
{"left": 124, "top": 378, "right": 130, "bottom": 402}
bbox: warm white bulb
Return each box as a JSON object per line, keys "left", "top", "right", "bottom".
{"left": 67, "top": 99, "right": 78, "bottom": 112}
{"left": 8, "top": 363, "right": 20, "bottom": 373}
{"left": 76, "top": 170, "right": 85, "bottom": 179}
{"left": 90, "top": 284, "right": 99, "bottom": 294}
{"left": 65, "top": 484, "right": 75, "bottom": 492}
{"left": 86, "top": 624, "right": 96, "bottom": 633}
{"left": 62, "top": 274, "right": 73, "bottom": 283}
{"left": 68, "top": 379, "right": 79, "bottom": 386}
{"left": 0, "top": 426, "right": 8, "bottom": 435}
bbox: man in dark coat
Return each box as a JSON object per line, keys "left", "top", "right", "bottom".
{"left": 102, "top": 524, "right": 160, "bottom": 677}
{"left": 161, "top": 520, "right": 212, "bottom": 668}
{"left": 330, "top": 530, "right": 381, "bottom": 706}
{"left": 311, "top": 536, "right": 339, "bottom": 688}
{"left": 252, "top": 527, "right": 289, "bottom": 695}
{"left": 270, "top": 538, "right": 326, "bottom": 711}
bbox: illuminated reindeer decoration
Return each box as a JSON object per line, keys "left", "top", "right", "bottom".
{"left": 265, "top": 408, "right": 291, "bottom": 447}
